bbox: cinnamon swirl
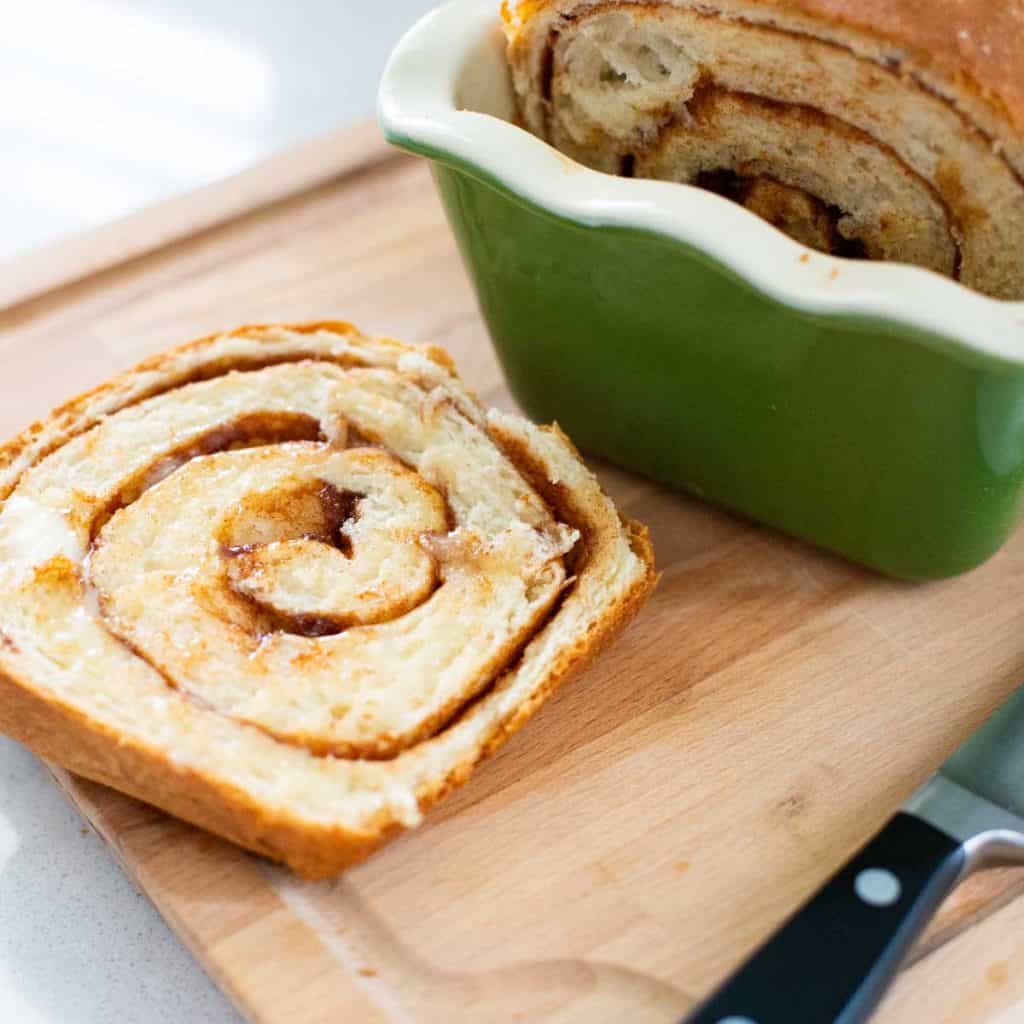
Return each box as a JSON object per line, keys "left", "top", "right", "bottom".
{"left": 504, "top": 0, "right": 1024, "bottom": 298}
{"left": 0, "top": 322, "right": 655, "bottom": 877}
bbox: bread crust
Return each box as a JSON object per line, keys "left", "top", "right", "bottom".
{"left": 744, "top": 0, "right": 1024, "bottom": 140}
{"left": 0, "top": 322, "right": 656, "bottom": 878}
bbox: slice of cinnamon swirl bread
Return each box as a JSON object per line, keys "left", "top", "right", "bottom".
{"left": 0, "top": 322, "right": 655, "bottom": 877}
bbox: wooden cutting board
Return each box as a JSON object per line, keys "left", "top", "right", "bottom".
{"left": 3, "top": 121, "right": 1024, "bottom": 1024}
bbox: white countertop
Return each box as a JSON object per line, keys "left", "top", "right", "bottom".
{"left": 0, "top": 2, "right": 437, "bottom": 1021}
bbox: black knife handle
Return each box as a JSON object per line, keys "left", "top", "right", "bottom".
{"left": 683, "top": 813, "right": 967, "bottom": 1024}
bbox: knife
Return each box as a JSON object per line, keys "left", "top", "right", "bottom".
{"left": 683, "top": 685, "right": 1024, "bottom": 1024}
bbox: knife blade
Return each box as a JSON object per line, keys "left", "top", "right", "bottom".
{"left": 683, "top": 685, "right": 1024, "bottom": 1024}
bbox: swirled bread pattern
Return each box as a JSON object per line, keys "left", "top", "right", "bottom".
{"left": 0, "top": 323, "right": 655, "bottom": 876}
{"left": 504, "top": 0, "right": 1024, "bottom": 298}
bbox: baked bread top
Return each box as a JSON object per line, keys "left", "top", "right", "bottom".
{"left": 0, "top": 322, "right": 656, "bottom": 876}
{"left": 740, "top": 0, "right": 1024, "bottom": 140}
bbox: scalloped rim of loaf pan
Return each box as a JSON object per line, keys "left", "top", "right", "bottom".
{"left": 379, "top": 0, "right": 1024, "bottom": 366}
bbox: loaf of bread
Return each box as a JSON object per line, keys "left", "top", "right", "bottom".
{"left": 504, "top": 0, "right": 1024, "bottom": 299}
{"left": 0, "top": 322, "right": 655, "bottom": 877}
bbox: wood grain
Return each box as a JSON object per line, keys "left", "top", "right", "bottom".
{"left": 3, "top": 122, "right": 1024, "bottom": 1023}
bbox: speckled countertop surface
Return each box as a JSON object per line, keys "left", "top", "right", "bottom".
{"left": 0, "top": 2, "right": 437, "bottom": 1021}
{"left": 0, "top": 739, "right": 236, "bottom": 1023}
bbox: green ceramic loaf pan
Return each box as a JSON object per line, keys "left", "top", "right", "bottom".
{"left": 380, "top": 0, "right": 1024, "bottom": 580}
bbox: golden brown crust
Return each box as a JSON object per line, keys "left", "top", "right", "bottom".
{"left": 749, "top": 0, "right": 1024, "bottom": 137}
{"left": 0, "top": 668, "right": 392, "bottom": 877}
{"left": 0, "top": 323, "right": 656, "bottom": 878}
